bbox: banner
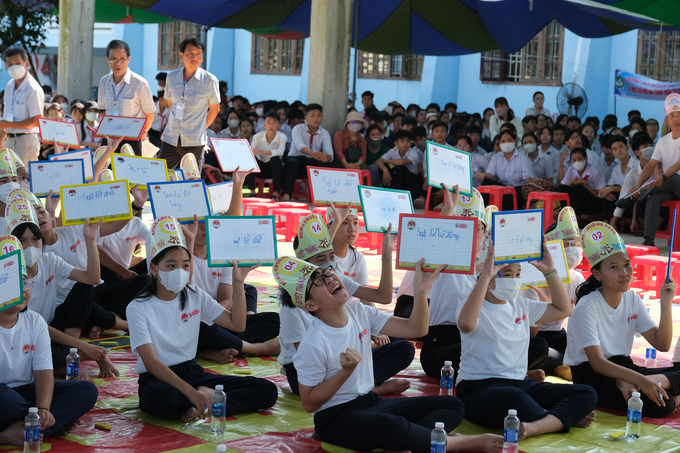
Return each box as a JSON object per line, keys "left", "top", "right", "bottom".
{"left": 614, "top": 69, "right": 680, "bottom": 100}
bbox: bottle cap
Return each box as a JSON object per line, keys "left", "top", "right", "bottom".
{"left": 435, "top": 422, "right": 445, "bottom": 429}
{"left": 29, "top": 407, "right": 38, "bottom": 413}
{"left": 444, "top": 360, "right": 452, "bottom": 366}
{"left": 508, "top": 409, "right": 517, "bottom": 416}
{"left": 70, "top": 348, "right": 78, "bottom": 353}
{"left": 632, "top": 392, "right": 641, "bottom": 398}
{"left": 215, "top": 385, "right": 224, "bottom": 391}
{"left": 216, "top": 446, "right": 227, "bottom": 452}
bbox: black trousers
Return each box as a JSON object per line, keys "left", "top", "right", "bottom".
{"left": 197, "top": 312, "right": 280, "bottom": 354}
{"left": 51, "top": 282, "right": 94, "bottom": 332}
{"left": 572, "top": 355, "right": 680, "bottom": 418}
{"left": 384, "top": 165, "right": 423, "bottom": 200}
{"left": 457, "top": 377, "right": 597, "bottom": 431}
{"left": 313, "top": 392, "right": 464, "bottom": 453}
{"left": 557, "top": 184, "right": 601, "bottom": 216}
{"left": 536, "top": 328, "right": 567, "bottom": 375}
{"left": 159, "top": 138, "right": 205, "bottom": 170}
{"left": 246, "top": 157, "right": 285, "bottom": 195}
{"left": 95, "top": 274, "right": 152, "bottom": 320}
{"left": 100, "top": 260, "right": 149, "bottom": 286}
{"left": 138, "top": 359, "right": 278, "bottom": 418}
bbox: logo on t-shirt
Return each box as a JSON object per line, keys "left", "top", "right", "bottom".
{"left": 22, "top": 344, "right": 35, "bottom": 354}
{"left": 181, "top": 310, "right": 200, "bottom": 322}
{"left": 46, "top": 275, "right": 54, "bottom": 286}
{"left": 514, "top": 314, "right": 527, "bottom": 325}
{"left": 343, "top": 271, "right": 357, "bottom": 278}
{"left": 69, "top": 239, "right": 82, "bottom": 253}
{"left": 181, "top": 314, "right": 189, "bottom": 322}
{"left": 627, "top": 314, "right": 638, "bottom": 324}
{"left": 358, "top": 328, "right": 368, "bottom": 343}
{"left": 211, "top": 271, "right": 222, "bottom": 279}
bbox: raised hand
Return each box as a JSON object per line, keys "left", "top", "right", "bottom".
{"left": 231, "top": 261, "right": 261, "bottom": 284}
{"left": 181, "top": 215, "right": 199, "bottom": 245}
{"left": 131, "top": 183, "right": 149, "bottom": 206}
{"left": 482, "top": 241, "right": 508, "bottom": 279}
{"left": 104, "top": 135, "right": 124, "bottom": 154}
{"left": 82, "top": 218, "right": 102, "bottom": 242}
{"left": 413, "top": 258, "right": 447, "bottom": 293}
{"left": 329, "top": 201, "right": 353, "bottom": 225}
{"left": 231, "top": 166, "right": 253, "bottom": 188}
{"left": 529, "top": 240, "right": 555, "bottom": 275}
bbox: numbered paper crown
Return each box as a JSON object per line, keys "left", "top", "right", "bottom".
{"left": 181, "top": 154, "right": 200, "bottom": 179}
{"left": 7, "top": 188, "right": 42, "bottom": 209}
{"left": 295, "top": 214, "right": 333, "bottom": 261}
{"left": 581, "top": 221, "right": 626, "bottom": 267}
{"left": 149, "top": 216, "right": 186, "bottom": 258}
{"left": 546, "top": 207, "right": 579, "bottom": 242}
{"left": 5, "top": 199, "right": 38, "bottom": 235}
{"left": 0, "top": 148, "right": 25, "bottom": 170}
{"left": 273, "top": 256, "right": 318, "bottom": 307}
{"left": 0, "top": 235, "right": 26, "bottom": 276}
{"left": 453, "top": 188, "right": 485, "bottom": 225}
{"left": 0, "top": 149, "right": 16, "bottom": 177}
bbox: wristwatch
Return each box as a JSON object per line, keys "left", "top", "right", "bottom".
{"left": 543, "top": 269, "right": 558, "bottom": 279}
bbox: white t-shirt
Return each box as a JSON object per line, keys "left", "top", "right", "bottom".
{"left": 334, "top": 248, "right": 369, "bottom": 286}
{"left": 100, "top": 217, "right": 150, "bottom": 269}
{"left": 564, "top": 289, "right": 657, "bottom": 367}
{"left": 520, "top": 268, "right": 585, "bottom": 332}
{"left": 429, "top": 273, "right": 476, "bottom": 326}
{"left": 27, "top": 252, "right": 75, "bottom": 323}
{"left": 294, "top": 301, "right": 391, "bottom": 413}
{"left": 1, "top": 310, "right": 52, "bottom": 388}
{"left": 650, "top": 132, "right": 680, "bottom": 175}
{"left": 127, "top": 284, "right": 226, "bottom": 374}
{"left": 192, "top": 255, "right": 233, "bottom": 300}
{"left": 381, "top": 147, "right": 421, "bottom": 175}
{"left": 456, "top": 296, "right": 548, "bottom": 384}
{"left": 395, "top": 271, "right": 434, "bottom": 299}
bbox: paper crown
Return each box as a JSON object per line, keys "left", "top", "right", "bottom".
{"left": 326, "top": 207, "right": 358, "bottom": 225}
{"left": 181, "top": 153, "right": 201, "bottom": 179}
{"left": 484, "top": 205, "right": 498, "bottom": 229}
{"left": 453, "top": 188, "right": 485, "bottom": 225}
{"left": 7, "top": 188, "right": 42, "bottom": 208}
{"left": 0, "top": 235, "right": 26, "bottom": 276}
{"left": 2, "top": 149, "right": 25, "bottom": 170}
{"left": 5, "top": 199, "right": 38, "bottom": 235}
{"left": 149, "top": 216, "right": 186, "bottom": 259}
{"left": 273, "top": 256, "right": 319, "bottom": 307}
{"left": 666, "top": 93, "right": 680, "bottom": 116}
{"left": 93, "top": 146, "right": 109, "bottom": 166}
{"left": 168, "top": 169, "right": 183, "bottom": 181}
{"left": 294, "top": 214, "right": 333, "bottom": 260}
{"left": 475, "top": 230, "right": 493, "bottom": 276}
{"left": 119, "top": 143, "right": 135, "bottom": 156}
{"left": 546, "top": 207, "right": 580, "bottom": 242}
{"left": 97, "top": 169, "right": 114, "bottom": 182}
{"left": 581, "top": 221, "right": 627, "bottom": 267}
{"left": 0, "top": 150, "right": 16, "bottom": 177}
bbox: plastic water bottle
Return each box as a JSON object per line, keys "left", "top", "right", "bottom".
{"left": 23, "top": 407, "right": 40, "bottom": 453}
{"left": 216, "top": 445, "right": 227, "bottom": 452}
{"left": 439, "top": 361, "right": 453, "bottom": 396}
{"left": 430, "top": 421, "right": 447, "bottom": 453}
{"left": 65, "top": 348, "right": 79, "bottom": 380}
{"left": 211, "top": 385, "right": 227, "bottom": 434}
{"left": 503, "top": 409, "right": 520, "bottom": 453}
{"left": 645, "top": 348, "right": 657, "bottom": 368}
{"left": 626, "top": 392, "right": 643, "bottom": 441}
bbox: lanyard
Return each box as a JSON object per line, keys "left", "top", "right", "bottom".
{"left": 111, "top": 79, "right": 125, "bottom": 105}
{"left": 181, "top": 77, "right": 187, "bottom": 101}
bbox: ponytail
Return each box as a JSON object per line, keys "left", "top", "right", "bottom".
{"left": 575, "top": 263, "right": 602, "bottom": 304}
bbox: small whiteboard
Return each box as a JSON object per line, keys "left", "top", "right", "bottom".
{"left": 358, "top": 185, "right": 412, "bottom": 234}
{"left": 0, "top": 250, "right": 24, "bottom": 313}
{"left": 426, "top": 141, "right": 473, "bottom": 197}
{"left": 111, "top": 154, "right": 168, "bottom": 190}
{"left": 209, "top": 138, "right": 261, "bottom": 173}
{"left": 60, "top": 180, "right": 133, "bottom": 226}
{"left": 492, "top": 210, "right": 544, "bottom": 264}
{"left": 307, "top": 167, "right": 361, "bottom": 207}
{"left": 207, "top": 181, "right": 234, "bottom": 215}
{"left": 94, "top": 115, "right": 147, "bottom": 140}
{"left": 148, "top": 180, "right": 211, "bottom": 224}
{"left": 29, "top": 160, "right": 85, "bottom": 197}
{"left": 38, "top": 118, "right": 80, "bottom": 147}
{"left": 205, "top": 216, "right": 278, "bottom": 267}
{"left": 396, "top": 214, "right": 478, "bottom": 274}
{"left": 520, "top": 240, "right": 571, "bottom": 290}
{"left": 168, "top": 169, "right": 184, "bottom": 181}
{"left": 50, "top": 148, "right": 95, "bottom": 181}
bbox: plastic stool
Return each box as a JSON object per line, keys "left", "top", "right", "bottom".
{"left": 243, "top": 203, "right": 273, "bottom": 217}
{"left": 526, "top": 191, "right": 570, "bottom": 231}
{"left": 277, "top": 202, "right": 310, "bottom": 210}
{"left": 292, "top": 179, "right": 311, "bottom": 201}
{"left": 272, "top": 208, "right": 312, "bottom": 241}
{"left": 253, "top": 177, "right": 272, "bottom": 198}
{"left": 656, "top": 200, "right": 680, "bottom": 251}
{"left": 242, "top": 197, "right": 275, "bottom": 205}
{"left": 312, "top": 207, "right": 327, "bottom": 220}
{"left": 630, "top": 255, "right": 680, "bottom": 298}
{"left": 356, "top": 169, "right": 372, "bottom": 186}
{"left": 478, "top": 185, "right": 517, "bottom": 211}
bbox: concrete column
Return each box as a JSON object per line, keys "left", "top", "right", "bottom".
{"left": 57, "top": 0, "right": 95, "bottom": 101}
{"left": 307, "top": 0, "right": 353, "bottom": 135}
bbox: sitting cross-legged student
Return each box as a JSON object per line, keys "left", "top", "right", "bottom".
{"left": 374, "top": 129, "right": 425, "bottom": 208}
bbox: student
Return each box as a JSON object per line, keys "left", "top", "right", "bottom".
{"left": 219, "top": 109, "right": 241, "bottom": 139}
{"left": 326, "top": 207, "right": 368, "bottom": 286}
{"left": 126, "top": 216, "right": 278, "bottom": 421}
{"left": 557, "top": 129, "right": 601, "bottom": 184}
{"left": 526, "top": 91, "right": 551, "bottom": 117}
{"left": 375, "top": 129, "right": 425, "bottom": 208}
{"left": 362, "top": 124, "right": 389, "bottom": 186}
{"left": 647, "top": 118, "right": 660, "bottom": 144}
{"left": 466, "top": 124, "right": 487, "bottom": 155}
{"left": 523, "top": 132, "right": 553, "bottom": 182}
{"left": 489, "top": 97, "right": 523, "bottom": 140}
{"left": 239, "top": 117, "right": 255, "bottom": 143}
{"left": 277, "top": 255, "right": 503, "bottom": 453}
{"left": 333, "top": 111, "right": 366, "bottom": 170}
{"left": 0, "top": 150, "right": 20, "bottom": 234}
{"left": 595, "top": 134, "right": 618, "bottom": 182}
{"left": 522, "top": 115, "right": 537, "bottom": 136}
{"left": 581, "top": 123, "right": 600, "bottom": 155}
{"left": 564, "top": 222, "right": 680, "bottom": 417}
{"left": 0, "top": 269, "right": 98, "bottom": 446}
{"left": 600, "top": 135, "right": 636, "bottom": 223}
{"left": 455, "top": 136, "right": 487, "bottom": 188}
{"left": 246, "top": 111, "right": 289, "bottom": 201}
{"left": 456, "top": 239, "right": 597, "bottom": 438}
{"left": 557, "top": 148, "right": 605, "bottom": 217}
{"left": 98, "top": 216, "right": 151, "bottom": 284}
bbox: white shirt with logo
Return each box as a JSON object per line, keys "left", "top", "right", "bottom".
{"left": 1, "top": 310, "right": 52, "bottom": 388}
{"left": 100, "top": 217, "right": 150, "bottom": 269}
{"left": 520, "top": 268, "right": 585, "bottom": 332}
{"left": 27, "top": 252, "right": 75, "bottom": 323}
{"left": 334, "top": 248, "right": 369, "bottom": 286}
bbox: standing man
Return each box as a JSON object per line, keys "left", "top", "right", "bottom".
{"left": 0, "top": 48, "right": 44, "bottom": 163}
{"left": 97, "top": 40, "right": 155, "bottom": 156}
{"left": 159, "top": 38, "right": 219, "bottom": 170}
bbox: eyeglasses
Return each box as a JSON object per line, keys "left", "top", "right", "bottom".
{"left": 107, "top": 57, "right": 128, "bottom": 66}
{"left": 183, "top": 52, "right": 203, "bottom": 60}
{"left": 20, "top": 174, "right": 29, "bottom": 183}
{"left": 23, "top": 279, "right": 34, "bottom": 290}
{"left": 310, "top": 267, "right": 335, "bottom": 288}
{"left": 563, "top": 240, "right": 580, "bottom": 248}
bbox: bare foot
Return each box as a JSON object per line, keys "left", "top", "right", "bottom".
{"left": 203, "top": 348, "right": 238, "bottom": 364}
{"left": 180, "top": 406, "right": 199, "bottom": 423}
{"left": 526, "top": 369, "right": 545, "bottom": 383}
{"left": 574, "top": 411, "right": 596, "bottom": 428}
{"left": 97, "top": 356, "right": 120, "bottom": 378}
{"left": 554, "top": 365, "right": 572, "bottom": 382}
{"left": 57, "top": 419, "right": 82, "bottom": 436}
{"left": 242, "top": 340, "right": 281, "bottom": 357}
{"left": 374, "top": 379, "right": 411, "bottom": 396}
{"left": 448, "top": 433, "right": 503, "bottom": 452}
{"left": 86, "top": 326, "right": 104, "bottom": 338}
{"left": 519, "top": 422, "right": 529, "bottom": 441}
{"left": 0, "top": 421, "right": 26, "bottom": 446}
{"left": 616, "top": 379, "right": 638, "bottom": 404}
{"left": 675, "top": 395, "right": 680, "bottom": 407}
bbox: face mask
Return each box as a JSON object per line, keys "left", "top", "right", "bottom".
{"left": 256, "top": 107, "right": 264, "bottom": 117}
{"left": 85, "top": 112, "right": 98, "bottom": 122}
{"left": 59, "top": 103, "right": 68, "bottom": 113}
{"left": 228, "top": 102, "right": 233, "bottom": 108}
{"left": 24, "top": 246, "right": 42, "bottom": 267}
{"left": 496, "top": 106, "right": 508, "bottom": 117}
{"left": 157, "top": 268, "right": 190, "bottom": 293}
{"left": 228, "top": 119, "right": 239, "bottom": 128}
{"left": 368, "top": 138, "right": 382, "bottom": 147}
{"left": 319, "top": 260, "right": 337, "bottom": 270}
{"left": 629, "top": 129, "right": 639, "bottom": 138}
{"left": 0, "top": 182, "right": 19, "bottom": 203}
{"left": 19, "top": 179, "right": 29, "bottom": 191}
{"left": 565, "top": 246, "right": 583, "bottom": 269}
{"left": 500, "top": 142, "right": 515, "bottom": 153}
{"left": 449, "top": 112, "right": 454, "bottom": 120}
{"left": 408, "top": 110, "right": 417, "bottom": 117}
{"left": 490, "top": 277, "right": 521, "bottom": 301}
{"left": 426, "top": 112, "right": 437, "bottom": 119}
{"left": 383, "top": 121, "right": 388, "bottom": 130}
{"left": 347, "top": 123, "right": 362, "bottom": 133}
{"left": 7, "top": 64, "right": 26, "bottom": 80}
{"left": 572, "top": 161, "right": 586, "bottom": 171}
{"left": 641, "top": 146, "right": 654, "bottom": 161}
{"left": 523, "top": 143, "right": 537, "bottom": 154}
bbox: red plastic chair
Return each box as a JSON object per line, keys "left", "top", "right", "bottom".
{"left": 477, "top": 185, "right": 517, "bottom": 211}
{"left": 630, "top": 255, "right": 680, "bottom": 298}
{"left": 242, "top": 203, "right": 273, "bottom": 217}
{"left": 277, "top": 202, "right": 310, "bottom": 210}
{"left": 526, "top": 191, "right": 570, "bottom": 231}
{"left": 655, "top": 200, "right": 680, "bottom": 251}
{"left": 271, "top": 208, "right": 312, "bottom": 241}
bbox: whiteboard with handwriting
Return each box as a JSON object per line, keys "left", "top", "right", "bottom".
{"left": 358, "top": 185, "right": 412, "bottom": 234}
{"left": 426, "top": 141, "right": 473, "bottom": 197}
{"left": 29, "top": 160, "right": 85, "bottom": 197}
{"left": 38, "top": 118, "right": 80, "bottom": 147}
{"left": 50, "top": 148, "right": 94, "bottom": 181}
{"left": 207, "top": 181, "right": 234, "bottom": 214}
{"left": 307, "top": 167, "right": 361, "bottom": 207}
{"left": 94, "top": 115, "right": 147, "bottom": 140}
{"left": 396, "top": 214, "right": 478, "bottom": 274}
{"left": 0, "top": 250, "right": 23, "bottom": 313}
{"left": 60, "top": 180, "right": 133, "bottom": 226}
{"left": 148, "top": 180, "right": 211, "bottom": 224}
{"left": 492, "top": 209, "right": 544, "bottom": 264}
{"left": 205, "top": 216, "right": 278, "bottom": 267}
{"left": 111, "top": 155, "right": 168, "bottom": 189}
{"left": 520, "top": 240, "right": 571, "bottom": 290}
{"left": 210, "top": 138, "right": 261, "bottom": 173}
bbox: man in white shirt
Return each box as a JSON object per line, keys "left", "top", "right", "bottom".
{"left": 0, "top": 48, "right": 44, "bottom": 163}
{"left": 284, "top": 103, "right": 334, "bottom": 182}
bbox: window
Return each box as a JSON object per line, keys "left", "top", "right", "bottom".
{"left": 480, "top": 21, "right": 564, "bottom": 85}
{"left": 637, "top": 31, "right": 680, "bottom": 82}
{"left": 358, "top": 53, "right": 424, "bottom": 80}
{"left": 158, "top": 21, "right": 202, "bottom": 70}
{"left": 251, "top": 35, "right": 305, "bottom": 75}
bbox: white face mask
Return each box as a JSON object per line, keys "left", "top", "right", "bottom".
{"left": 19, "top": 179, "right": 30, "bottom": 191}
{"left": 7, "top": 64, "right": 26, "bottom": 80}
{"left": 641, "top": 146, "right": 654, "bottom": 161}
{"left": 60, "top": 103, "right": 69, "bottom": 114}
{"left": 565, "top": 246, "right": 583, "bottom": 269}
{"left": 0, "top": 182, "right": 20, "bottom": 203}
{"left": 228, "top": 102, "right": 233, "bottom": 108}
{"left": 319, "top": 260, "right": 337, "bottom": 270}
{"left": 523, "top": 143, "right": 537, "bottom": 154}
{"left": 24, "top": 246, "right": 42, "bottom": 267}
{"left": 572, "top": 161, "right": 586, "bottom": 171}
{"left": 157, "top": 268, "right": 190, "bottom": 293}
{"left": 228, "top": 119, "right": 239, "bottom": 128}
{"left": 256, "top": 107, "right": 264, "bottom": 117}
{"left": 490, "top": 277, "right": 522, "bottom": 301}
{"left": 85, "top": 112, "right": 98, "bottom": 122}
{"left": 500, "top": 142, "right": 515, "bottom": 153}
{"left": 408, "top": 110, "right": 417, "bottom": 117}
{"left": 629, "top": 129, "right": 639, "bottom": 138}
{"left": 347, "top": 123, "right": 362, "bottom": 133}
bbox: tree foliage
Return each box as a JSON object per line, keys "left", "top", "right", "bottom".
{"left": 0, "top": 0, "right": 57, "bottom": 56}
